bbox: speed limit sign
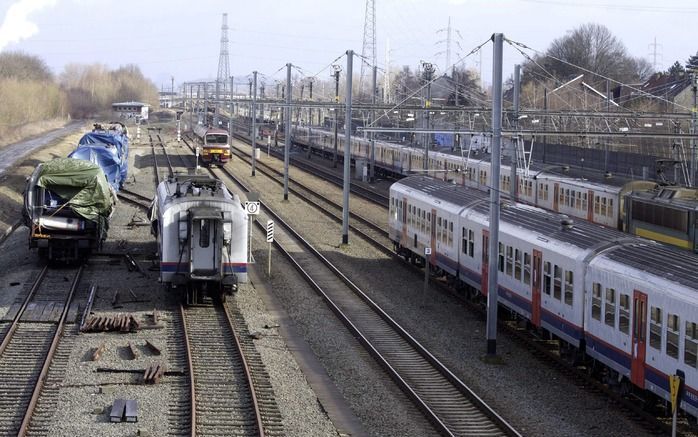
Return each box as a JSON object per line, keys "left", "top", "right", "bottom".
{"left": 245, "top": 201, "right": 260, "bottom": 215}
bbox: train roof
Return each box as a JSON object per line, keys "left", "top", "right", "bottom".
{"left": 393, "top": 176, "right": 698, "bottom": 288}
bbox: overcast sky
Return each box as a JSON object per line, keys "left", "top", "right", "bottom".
{"left": 1, "top": 0, "right": 696, "bottom": 93}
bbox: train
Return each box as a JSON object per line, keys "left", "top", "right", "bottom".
{"left": 22, "top": 122, "right": 129, "bottom": 262}
{"left": 69, "top": 122, "right": 129, "bottom": 190}
{"left": 22, "top": 158, "right": 115, "bottom": 261}
{"left": 149, "top": 174, "right": 248, "bottom": 304}
{"left": 193, "top": 124, "right": 231, "bottom": 166}
{"left": 389, "top": 175, "right": 698, "bottom": 420}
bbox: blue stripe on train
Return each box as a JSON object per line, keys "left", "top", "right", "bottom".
{"left": 160, "top": 263, "right": 247, "bottom": 273}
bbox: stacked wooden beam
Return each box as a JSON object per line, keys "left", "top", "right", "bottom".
{"left": 81, "top": 313, "right": 140, "bottom": 333}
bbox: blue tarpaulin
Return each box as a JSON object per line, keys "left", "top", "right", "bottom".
{"left": 77, "top": 131, "right": 129, "bottom": 187}
{"left": 69, "top": 144, "right": 122, "bottom": 191}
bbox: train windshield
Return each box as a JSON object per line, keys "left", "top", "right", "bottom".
{"left": 206, "top": 134, "right": 228, "bottom": 145}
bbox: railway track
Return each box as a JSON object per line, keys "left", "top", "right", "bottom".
{"left": 118, "top": 188, "right": 151, "bottom": 211}
{"left": 0, "top": 265, "right": 83, "bottom": 437}
{"left": 211, "top": 164, "right": 520, "bottom": 437}
{"left": 228, "top": 126, "right": 389, "bottom": 207}
{"left": 181, "top": 302, "right": 274, "bottom": 436}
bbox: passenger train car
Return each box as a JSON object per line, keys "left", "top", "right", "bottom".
{"left": 193, "top": 124, "right": 231, "bottom": 166}
{"left": 389, "top": 176, "right": 698, "bottom": 419}
{"left": 291, "top": 126, "right": 659, "bottom": 231}
{"left": 149, "top": 175, "right": 248, "bottom": 304}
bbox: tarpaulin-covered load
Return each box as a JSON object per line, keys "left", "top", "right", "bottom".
{"left": 78, "top": 129, "right": 129, "bottom": 186}
{"left": 32, "top": 158, "right": 114, "bottom": 224}
{"left": 68, "top": 144, "right": 122, "bottom": 191}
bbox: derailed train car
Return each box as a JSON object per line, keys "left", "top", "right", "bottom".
{"left": 70, "top": 122, "right": 129, "bottom": 190}
{"left": 22, "top": 158, "right": 115, "bottom": 261}
{"left": 150, "top": 175, "right": 248, "bottom": 304}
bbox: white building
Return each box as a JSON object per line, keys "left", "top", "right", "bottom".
{"left": 112, "top": 101, "right": 150, "bottom": 122}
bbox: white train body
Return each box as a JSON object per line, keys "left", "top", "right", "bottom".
{"left": 151, "top": 175, "right": 248, "bottom": 300}
{"left": 389, "top": 176, "right": 698, "bottom": 418}
{"left": 293, "top": 126, "right": 634, "bottom": 230}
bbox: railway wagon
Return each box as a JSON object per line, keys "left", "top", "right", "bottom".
{"left": 193, "top": 124, "right": 231, "bottom": 166}
{"left": 389, "top": 176, "right": 698, "bottom": 420}
{"left": 150, "top": 175, "right": 247, "bottom": 304}
{"left": 74, "top": 122, "right": 129, "bottom": 188}
{"left": 289, "top": 126, "right": 698, "bottom": 253}
{"left": 22, "top": 158, "right": 115, "bottom": 262}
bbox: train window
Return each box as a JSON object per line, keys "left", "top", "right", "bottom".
{"left": 594, "top": 196, "right": 600, "bottom": 214}
{"left": 437, "top": 217, "right": 442, "bottom": 242}
{"left": 506, "top": 246, "right": 513, "bottom": 276}
{"left": 462, "top": 227, "right": 468, "bottom": 255}
{"left": 564, "top": 271, "right": 573, "bottom": 306}
{"left": 605, "top": 288, "right": 616, "bottom": 327}
{"left": 421, "top": 210, "right": 426, "bottom": 233}
{"left": 553, "top": 265, "right": 562, "bottom": 300}
{"left": 443, "top": 220, "right": 448, "bottom": 244}
{"left": 468, "top": 230, "right": 475, "bottom": 257}
{"left": 582, "top": 193, "right": 588, "bottom": 210}
{"left": 199, "top": 220, "right": 210, "bottom": 248}
{"left": 543, "top": 262, "right": 551, "bottom": 295}
{"left": 650, "top": 306, "right": 662, "bottom": 350}
{"left": 523, "top": 253, "right": 531, "bottom": 285}
{"left": 426, "top": 212, "right": 431, "bottom": 234}
{"left": 619, "top": 294, "right": 630, "bottom": 334}
{"left": 576, "top": 192, "right": 582, "bottom": 210}
{"left": 544, "top": 184, "right": 549, "bottom": 201}
{"left": 608, "top": 198, "right": 614, "bottom": 217}
{"left": 667, "top": 313, "right": 680, "bottom": 359}
{"left": 592, "top": 283, "right": 602, "bottom": 320}
{"left": 538, "top": 184, "right": 544, "bottom": 199}
{"left": 559, "top": 189, "right": 564, "bottom": 204}
{"left": 600, "top": 198, "right": 607, "bottom": 217}
{"left": 685, "top": 322, "right": 698, "bottom": 368}
{"left": 498, "top": 243, "right": 505, "bottom": 273}
{"left": 569, "top": 190, "right": 575, "bottom": 207}
{"left": 514, "top": 249, "right": 522, "bottom": 281}
{"left": 448, "top": 222, "right": 453, "bottom": 246}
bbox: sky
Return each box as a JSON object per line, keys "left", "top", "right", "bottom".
{"left": 0, "top": 0, "right": 697, "bottom": 95}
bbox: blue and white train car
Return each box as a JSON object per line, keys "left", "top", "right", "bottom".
{"left": 150, "top": 175, "right": 248, "bottom": 304}
{"left": 389, "top": 176, "right": 698, "bottom": 418}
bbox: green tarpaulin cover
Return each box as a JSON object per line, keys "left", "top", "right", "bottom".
{"left": 37, "top": 158, "right": 114, "bottom": 222}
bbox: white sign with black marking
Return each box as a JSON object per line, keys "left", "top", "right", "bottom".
{"left": 245, "top": 201, "right": 260, "bottom": 215}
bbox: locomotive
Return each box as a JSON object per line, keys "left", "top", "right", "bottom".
{"left": 389, "top": 175, "right": 698, "bottom": 420}
{"left": 149, "top": 174, "right": 248, "bottom": 304}
{"left": 193, "top": 124, "right": 231, "bottom": 166}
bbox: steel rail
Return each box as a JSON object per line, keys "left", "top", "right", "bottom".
{"left": 19, "top": 265, "right": 84, "bottom": 436}
{"left": 179, "top": 304, "right": 197, "bottom": 437}
{"left": 214, "top": 163, "right": 521, "bottom": 437}
{"left": 0, "top": 265, "right": 49, "bottom": 356}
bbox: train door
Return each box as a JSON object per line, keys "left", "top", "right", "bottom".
{"left": 481, "top": 230, "right": 489, "bottom": 296}
{"left": 631, "top": 290, "right": 648, "bottom": 388}
{"left": 190, "top": 216, "right": 220, "bottom": 276}
{"left": 531, "top": 249, "right": 542, "bottom": 326}
{"left": 430, "top": 208, "right": 437, "bottom": 265}
{"left": 587, "top": 190, "right": 594, "bottom": 221}
{"left": 553, "top": 183, "right": 560, "bottom": 211}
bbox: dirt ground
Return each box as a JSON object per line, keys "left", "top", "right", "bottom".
{"left": 0, "top": 121, "right": 91, "bottom": 236}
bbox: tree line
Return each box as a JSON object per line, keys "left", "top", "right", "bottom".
{"left": 0, "top": 52, "right": 158, "bottom": 137}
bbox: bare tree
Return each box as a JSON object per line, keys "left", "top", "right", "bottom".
{"left": 0, "top": 51, "right": 53, "bottom": 82}
{"left": 525, "top": 23, "right": 650, "bottom": 85}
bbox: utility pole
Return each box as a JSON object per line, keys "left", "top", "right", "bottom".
{"left": 486, "top": 32, "right": 504, "bottom": 358}
{"left": 359, "top": 0, "right": 376, "bottom": 100}
{"left": 229, "top": 76, "right": 234, "bottom": 138}
{"left": 511, "top": 64, "right": 520, "bottom": 200}
{"left": 342, "top": 50, "right": 354, "bottom": 245}
{"left": 691, "top": 71, "right": 698, "bottom": 187}
{"left": 384, "top": 38, "right": 391, "bottom": 103}
{"left": 543, "top": 87, "right": 548, "bottom": 163}
{"left": 422, "top": 62, "right": 435, "bottom": 171}
{"left": 171, "top": 76, "right": 175, "bottom": 108}
{"left": 308, "top": 78, "right": 314, "bottom": 126}
{"left": 203, "top": 83, "right": 209, "bottom": 127}
{"left": 332, "top": 65, "right": 341, "bottom": 168}
{"left": 370, "top": 65, "right": 377, "bottom": 181}
{"left": 284, "top": 63, "right": 292, "bottom": 201}
{"left": 252, "top": 71, "right": 258, "bottom": 177}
